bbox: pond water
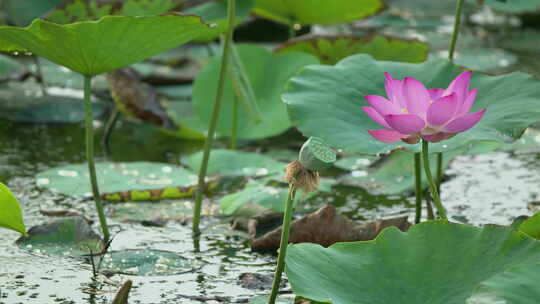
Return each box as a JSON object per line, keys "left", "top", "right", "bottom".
{"left": 1, "top": 118, "right": 538, "bottom": 304}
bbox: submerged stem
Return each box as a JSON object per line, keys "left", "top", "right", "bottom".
{"left": 414, "top": 153, "right": 422, "bottom": 224}
{"left": 84, "top": 75, "right": 110, "bottom": 243}
{"left": 192, "top": 0, "right": 236, "bottom": 236}
{"left": 421, "top": 140, "right": 447, "bottom": 220}
{"left": 268, "top": 184, "right": 297, "bottom": 304}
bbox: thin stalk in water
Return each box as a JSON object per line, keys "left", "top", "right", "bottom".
{"left": 84, "top": 75, "right": 110, "bottom": 243}
{"left": 267, "top": 184, "right": 297, "bottom": 304}
{"left": 435, "top": 0, "right": 465, "bottom": 192}
{"left": 192, "top": 0, "right": 236, "bottom": 235}
{"left": 448, "top": 0, "right": 465, "bottom": 61}
{"left": 436, "top": 152, "right": 443, "bottom": 193}
{"left": 414, "top": 153, "right": 422, "bottom": 224}
{"left": 421, "top": 140, "right": 447, "bottom": 220}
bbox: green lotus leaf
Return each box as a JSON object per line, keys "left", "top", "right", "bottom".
{"left": 2, "top": 0, "right": 63, "bottom": 26}
{"left": 285, "top": 221, "right": 540, "bottom": 304}
{"left": 220, "top": 178, "right": 335, "bottom": 216}
{"left": 0, "top": 54, "right": 26, "bottom": 80}
{"left": 28, "top": 59, "right": 108, "bottom": 90}
{"left": 518, "top": 211, "right": 540, "bottom": 240}
{"left": 35, "top": 162, "right": 198, "bottom": 198}
{"left": 185, "top": 0, "right": 255, "bottom": 42}
{"left": 193, "top": 44, "right": 318, "bottom": 139}
{"left": 276, "top": 35, "right": 428, "bottom": 65}
{"left": 0, "top": 14, "right": 219, "bottom": 76}
{"left": 486, "top": 0, "right": 540, "bottom": 13}
{"left": 284, "top": 54, "right": 540, "bottom": 155}
{"left": 101, "top": 249, "right": 193, "bottom": 276}
{"left": 16, "top": 216, "right": 102, "bottom": 256}
{"left": 46, "top": 0, "right": 181, "bottom": 24}
{"left": 0, "top": 81, "right": 106, "bottom": 123}
{"left": 183, "top": 149, "right": 286, "bottom": 177}
{"left": 473, "top": 262, "right": 540, "bottom": 304}
{"left": 252, "top": 0, "right": 384, "bottom": 25}
{"left": 0, "top": 182, "right": 26, "bottom": 235}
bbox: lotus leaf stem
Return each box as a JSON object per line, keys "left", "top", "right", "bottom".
{"left": 421, "top": 140, "right": 447, "bottom": 220}
{"left": 192, "top": 0, "right": 236, "bottom": 235}
{"left": 414, "top": 153, "right": 422, "bottom": 223}
{"left": 230, "top": 92, "right": 238, "bottom": 149}
{"left": 84, "top": 75, "right": 110, "bottom": 243}
{"left": 448, "top": 0, "right": 465, "bottom": 61}
{"left": 268, "top": 183, "right": 297, "bottom": 304}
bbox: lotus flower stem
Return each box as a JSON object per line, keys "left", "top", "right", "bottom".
{"left": 84, "top": 75, "right": 110, "bottom": 243}
{"left": 268, "top": 183, "right": 297, "bottom": 304}
{"left": 436, "top": 153, "right": 443, "bottom": 192}
{"left": 421, "top": 140, "right": 447, "bottom": 220}
{"left": 435, "top": 0, "right": 465, "bottom": 195}
{"left": 414, "top": 153, "right": 422, "bottom": 223}
{"left": 192, "top": 0, "right": 236, "bottom": 235}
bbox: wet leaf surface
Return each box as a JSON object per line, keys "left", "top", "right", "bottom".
{"left": 276, "top": 34, "right": 429, "bottom": 65}
{"left": 16, "top": 216, "right": 103, "bottom": 256}
{"left": 253, "top": 0, "right": 384, "bottom": 25}
{"left": 184, "top": 149, "right": 286, "bottom": 177}
{"left": 286, "top": 221, "right": 540, "bottom": 304}
{"left": 284, "top": 54, "right": 540, "bottom": 155}
{"left": 0, "top": 182, "right": 26, "bottom": 235}
{"left": 0, "top": 15, "right": 219, "bottom": 75}
{"left": 193, "top": 44, "right": 318, "bottom": 139}
{"left": 0, "top": 81, "right": 106, "bottom": 123}
{"left": 35, "top": 162, "right": 199, "bottom": 199}
{"left": 100, "top": 249, "right": 194, "bottom": 276}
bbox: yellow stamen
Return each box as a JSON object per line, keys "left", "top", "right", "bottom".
{"left": 401, "top": 108, "right": 409, "bottom": 113}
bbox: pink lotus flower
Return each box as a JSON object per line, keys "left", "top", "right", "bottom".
{"left": 362, "top": 71, "right": 486, "bottom": 144}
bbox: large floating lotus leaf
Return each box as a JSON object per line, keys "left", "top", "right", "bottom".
{"left": 276, "top": 35, "right": 429, "bottom": 65}
{"left": 486, "top": 0, "right": 540, "bottom": 13}
{"left": 185, "top": 0, "right": 255, "bottom": 42}
{"left": 46, "top": 0, "right": 181, "bottom": 24}
{"left": 0, "top": 14, "right": 218, "bottom": 76}
{"left": 430, "top": 48, "right": 517, "bottom": 73}
{"left": 16, "top": 216, "right": 102, "bottom": 256}
{"left": 101, "top": 249, "right": 193, "bottom": 276}
{"left": 252, "top": 0, "right": 384, "bottom": 25}
{"left": 0, "top": 81, "right": 105, "bottom": 123}
{"left": 220, "top": 179, "right": 335, "bottom": 216}
{"left": 472, "top": 262, "right": 540, "bottom": 304}
{"left": 285, "top": 221, "right": 540, "bottom": 304}
{"left": 2, "top": 0, "right": 63, "bottom": 26}
{"left": 35, "top": 162, "right": 198, "bottom": 198}
{"left": 193, "top": 45, "right": 318, "bottom": 139}
{"left": 0, "top": 54, "right": 26, "bottom": 80}
{"left": 183, "top": 149, "right": 286, "bottom": 177}
{"left": 284, "top": 54, "right": 540, "bottom": 155}
{"left": 518, "top": 211, "right": 540, "bottom": 240}
{"left": 0, "top": 183, "right": 26, "bottom": 235}
{"left": 28, "top": 59, "right": 108, "bottom": 90}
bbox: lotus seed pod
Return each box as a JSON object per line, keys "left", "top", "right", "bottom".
{"left": 298, "top": 137, "right": 336, "bottom": 172}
